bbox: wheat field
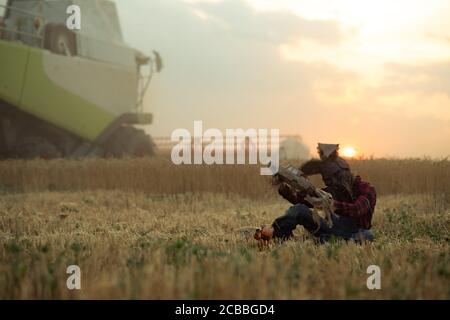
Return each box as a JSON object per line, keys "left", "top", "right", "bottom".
{"left": 0, "top": 158, "right": 449, "bottom": 299}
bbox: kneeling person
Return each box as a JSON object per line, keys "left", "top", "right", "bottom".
{"left": 258, "top": 175, "right": 376, "bottom": 243}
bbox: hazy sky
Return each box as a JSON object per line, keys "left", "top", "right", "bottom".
{"left": 114, "top": 0, "right": 450, "bottom": 158}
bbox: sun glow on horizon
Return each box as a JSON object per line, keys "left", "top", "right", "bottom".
{"left": 341, "top": 146, "right": 357, "bottom": 158}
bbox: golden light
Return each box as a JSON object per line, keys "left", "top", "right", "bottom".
{"left": 341, "top": 146, "right": 357, "bottom": 158}
{"left": 260, "top": 0, "right": 450, "bottom": 77}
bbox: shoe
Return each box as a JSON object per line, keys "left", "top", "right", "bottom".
{"left": 254, "top": 224, "right": 274, "bottom": 249}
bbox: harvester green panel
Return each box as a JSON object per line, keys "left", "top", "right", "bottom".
{"left": 0, "top": 40, "right": 29, "bottom": 106}
{"left": 0, "top": 40, "right": 117, "bottom": 142}
{"left": 20, "top": 47, "right": 115, "bottom": 141}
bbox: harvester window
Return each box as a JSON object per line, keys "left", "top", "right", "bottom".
{"left": 0, "top": 0, "right": 44, "bottom": 47}
{"left": 0, "top": 0, "right": 6, "bottom": 17}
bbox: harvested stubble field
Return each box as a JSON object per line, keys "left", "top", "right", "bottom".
{"left": 0, "top": 158, "right": 449, "bottom": 299}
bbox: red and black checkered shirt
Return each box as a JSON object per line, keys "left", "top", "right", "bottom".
{"left": 333, "top": 176, "right": 377, "bottom": 229}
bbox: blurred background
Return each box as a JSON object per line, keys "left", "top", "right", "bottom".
{"left": 1, "top": 0, "right": 449, "bottom": 158}
{"left": 116, "top": 0, "right": 450, "bottom": 158}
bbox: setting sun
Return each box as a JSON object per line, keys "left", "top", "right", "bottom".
{"left": 341, "top": 146, "right": 357, "bottom": 158}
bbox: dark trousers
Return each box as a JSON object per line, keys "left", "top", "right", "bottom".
{"left": 272, "top": 204, "right": 368, "bottom": 242}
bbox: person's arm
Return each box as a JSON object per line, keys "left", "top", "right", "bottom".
{"left": 278, "top": 183, "right": 313, "bottom": 207}
{"left": 300, "top": 159, "right": 322, "bottom": 176}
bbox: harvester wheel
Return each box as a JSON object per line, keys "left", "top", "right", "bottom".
{"left": 104, "top": 127, "right": 155, "bottom": 158}
{"left": 14, "top": 136, "right": 62, "bottom": 160}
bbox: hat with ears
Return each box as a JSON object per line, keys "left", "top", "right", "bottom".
{"left": 317, "top": 143, "right": 339, "bottom": 158}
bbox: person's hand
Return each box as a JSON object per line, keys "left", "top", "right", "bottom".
{"left": 311, "top": 190, "right": 334, "bottom": 208}
{"left": 278, "top": 182, "right": 293, "bottom": 194}
{"left": 305, "top": 195, "right": 325, "bottom": 209}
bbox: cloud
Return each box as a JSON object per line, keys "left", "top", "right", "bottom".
{"left": 383, "top": 61, "right": 450, "bottom": 97}
{"left": 114, "top": 0, "right": 450, "bottom": 157}
{"left": 191, "top": 0, "right": 344, "bottom": 45}
{"left": 115, "top": 0, "right": 346, "bottom": 131}
{"left": 427, "top": 33, "right": 450, "bottom": 44}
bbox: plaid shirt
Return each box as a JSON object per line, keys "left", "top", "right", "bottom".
{"left": 278, "top": 175, "right": 376, "bottom": 229}
{"left": 333, "top": 176, "right": 376, "bottom": 229}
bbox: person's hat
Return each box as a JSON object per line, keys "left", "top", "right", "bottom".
{"left": 317, "top": 143, "right": 339, "bottom": 158}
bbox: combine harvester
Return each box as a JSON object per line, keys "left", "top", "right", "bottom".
{"left": 0, "top": 0, "right": 162, "bottom": 158}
